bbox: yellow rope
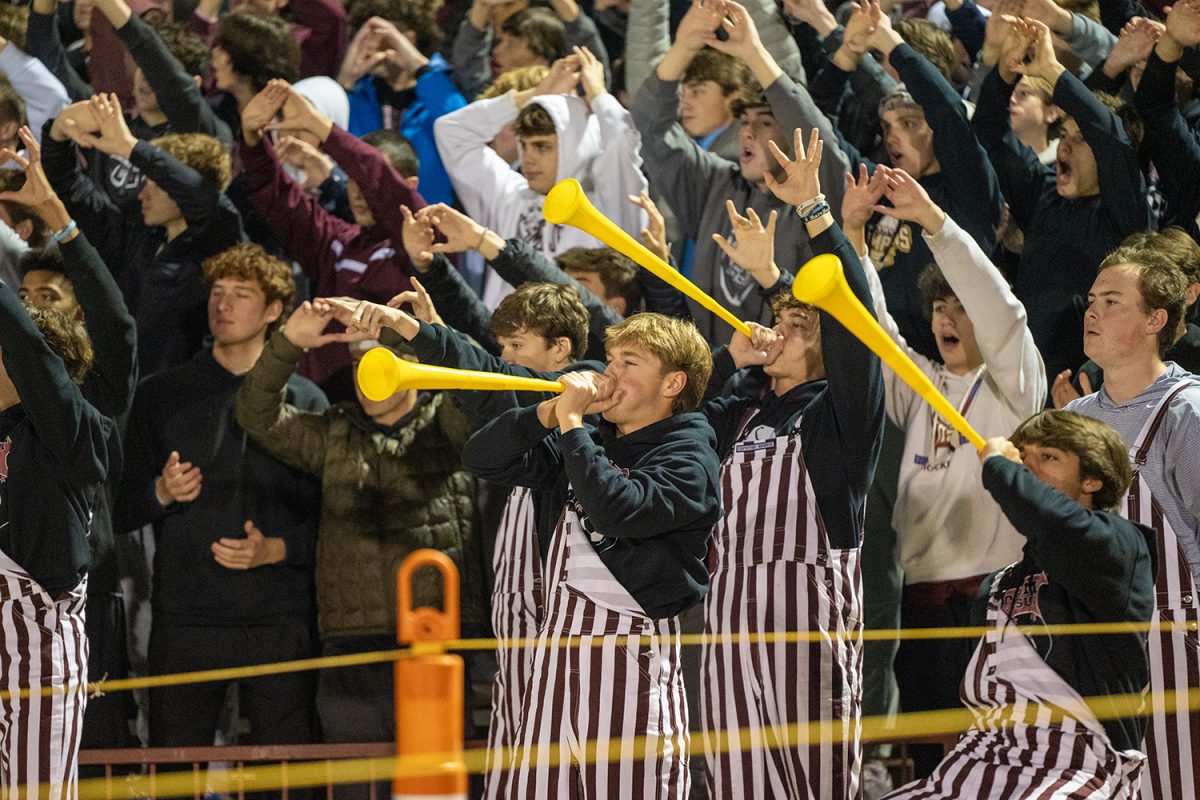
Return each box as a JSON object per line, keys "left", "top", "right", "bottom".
{"left": 3, "top": 617, "right": 1196, "bottom": 700}
{"left": 69, "top": 687, "right": 1200, "bottom": 799}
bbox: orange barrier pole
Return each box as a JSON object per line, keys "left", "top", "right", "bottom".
{"left": 393, "top": 550, "right": 467, "bottom": 799}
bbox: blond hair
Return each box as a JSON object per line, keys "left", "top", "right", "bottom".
{"left": 604, "top": 313, "right": 711, "bottom": 413}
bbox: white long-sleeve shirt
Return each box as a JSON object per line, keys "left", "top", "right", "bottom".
{"left": 0, "top": 42, "right": 69, "bottom": 144}
{"left": 863, "top": 215, "right": 1048, "bottom": 584}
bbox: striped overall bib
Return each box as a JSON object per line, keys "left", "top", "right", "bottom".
{"left": 700, "top": 415, "right": 864, "bottom": 799}
{"left": 1126, "top": 381, "right": 1200, "bottom": 800}
{"left": 0, "top": 549, "right": 88, "bottom": 800}
{"left": 502, "top": 489, "right": 690, "bottom": 799}
{"left": 482, "top": 487, "right": 544, "bottom": 800}
{"left": 885, "top": 568, "right": 1145, "bottom": 799}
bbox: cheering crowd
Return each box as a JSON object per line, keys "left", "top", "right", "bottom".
{"left": 0, "top": 0, "right": 1197, "bottom": 797}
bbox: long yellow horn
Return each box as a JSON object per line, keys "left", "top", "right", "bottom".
{"left": 357, "top": 348, "right": 563, "bottom": 402}
{"left": 792, "top": 254, "right": 986, "bottom": 452}
{"left": 543, "top": 179, "right": 753, "bottom": 338}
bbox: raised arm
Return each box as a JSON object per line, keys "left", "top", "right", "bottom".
{"left": 105, "top": 5, "right": 231, "bottom": 142}
{"left": 874, "top": 168, "right": 1047, "bottom": 414}
{"left": 0, "top": 281, "right": 108, "bottom": 480}
{"left": 461, "top": 403, "right": 566, "bottom": 489}
{"left": 1135, "top": 2, "right": 1200, "bottom": 226}
{"left": 289, "top": 0, "right": 349, "bottom": 79}
{"left": 27, "top": 0, "right": 94, "bottom": 101}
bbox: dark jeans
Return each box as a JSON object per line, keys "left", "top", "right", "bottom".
{"left": 893, "top": 579, "right": 983, "bottom": 780}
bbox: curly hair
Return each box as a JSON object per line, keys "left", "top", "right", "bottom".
{"left": 151, "top": 133, "right": 232, "bottom": 191}
{"left": 150, "top": 18, "right": 213, "bottom": 79}
{"left": 216, "top": 11, "right": 299, "bottom": 91}
{"left": 0, "top": 3, "right": 28, "bottom": 51}
{"left": 27, "top": 306, "right": 94, "bottom": 385}
{"left": 479, "top": 64, "right": 549, "bottom": 100}
{"left": 202, "top": 243, "right": 296, "bottom": 334}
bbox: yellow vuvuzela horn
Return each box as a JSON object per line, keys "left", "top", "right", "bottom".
{"left": 793, "top": 254, "right": 986, "bottom": 452}
{"left": 356, "top": 348, "right": 563, "bottom": 402}
{"left": 543, "top": 179, "right": 753, "bottom": 338}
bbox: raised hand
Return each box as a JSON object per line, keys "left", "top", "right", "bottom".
{"left": 628, "top": 190, "right": 670, "bottom": 262}
{"left": 155, "top": 450, "right": 202, "bottom": 506}
{"left": 1019, "top": 0, "right": 1072, "bottom": 34}
{"left": 575, "top": 45, "right": 607, "bottom": 103}
{"left": 242, "top": 79, "right": 290, "bottom": 146}
{"left": 320, "top": 296, "right": 412, "bottom": 339}
{"left": 1164, "top": 0, "right": 1200, "bottom": 52}
{"left": 282, "top": 300, "right": 369, "bottom": 350}
{"left": 763, "top": 126, "right": 823, "bottom": 208}
{"left": 979, "top": 437, "right": 1022, "bottom": 463}
{"left": 841, "top": 163, "right": 886, "bottom": 230}
{"left": 276, "top": 135, "right": 334, "bottom": 189}
{"left": 0, "top": 127, "right": 58, "bottom": 210}
{"left": 85, "top": 93, "right": 138, "bottom": 158}
{"left": 400, "top": 205, "right": 436, "bottom": 268}
{"left": 419, "top": 203, "right": 490, "bottom": 254}
{"left": 49, "top": 100, "right": 102, "bottom": 145}
{"left": 711, "top": 199, "right": 780, "bottom": 287}
{"left": 266, "top": 84, "right": 333, "bottom": 143}
{"left": 982, "top": 0, "right": 1024, "bottom": 65}
{"left": 533, "top": 54, "right": 583, "bottom": 96}
{"left": 862, "top": 0, "right": 902, "bottom": 55}
{"left": 705, "top": 1, "right": 764, "bottom": 60}
{"left": 555, "top": 370, "right": 618, "bottom": 429}
{"left": 871, "top": 166, "right": 946, "bottom": 233}
{"left": 367, "top": 16, "right": 429, "bottom": 73}
{"left": 387, "top": 277, "right": 443, "bottom": 327}
{"left": 675, "top": 0, "right": 729, "bottom": 51}
{"left": 337, "top": 24, "right": 388, "bottom": 90}
{"left": 1011, "top": 18, "right": 1065, "bottom": 83}
{"left": 1105, "top": 16, "right": 1163, "bottom": 77}
{"left": 843, "top": 1, "right": 880, "bottom": 56}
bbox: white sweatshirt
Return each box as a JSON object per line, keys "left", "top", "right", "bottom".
{"left": 434, "top": 91, "right": 648, "bottom": 308}
{"left": 863, "top": 215, "right": 1048, "bottom": 584}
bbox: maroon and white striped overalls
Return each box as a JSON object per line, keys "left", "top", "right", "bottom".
{"left": 501, "top": 490, "right": 690, "bottom": 799}
{"left": 1125, "top": 382, "right": 1200, "bottom": 800}
{"left": 699, "top": 417, "right": 864, "bottom": 799}
{"left": 482, "top": 487, "right": 544, "bottom": 800}
{"left": 0, "top": 549, "right": 88, "bottom": 800}
{"left": 884, "top": 567, "right": 1145, "bottom": 799}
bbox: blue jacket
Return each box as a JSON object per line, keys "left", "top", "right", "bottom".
{"left": 346, "top": 54, "right": 466, "bottom": 207}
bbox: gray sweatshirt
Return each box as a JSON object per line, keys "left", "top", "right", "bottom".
{"left": 1068, "top": 364, "right": 1200, "bottom": 580}
{"left": 631, "top": 71, "right": 849, "bottom": 345}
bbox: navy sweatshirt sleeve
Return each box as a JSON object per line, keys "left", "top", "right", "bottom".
{"left": 558, "top": 426, "right": 719, "bottom": 539}
{"left": 115, "top": 14, "right": 231, "bottom": 143}
{"left": 27, "top": 9, "right": 94, "bottom": 102}
{"left": 129, "top": 140, "right": 222, "bottom": 231}
{"left": 946, "top": 1, "right": 987, "bottom": 62}
{"left": 0, "top": 283, "right": 108, "bottom": 482}
{"left": 60, "top": 231, "right": 138, "bottom": 420}
{"left": 971, "top": 68, "right": 1053, "bottom": 230}
{"left": 1136, "top": 49, "right": 1200, "bottom": 227}
{"left": 981, "top": 456, "right": 1154, "bottom": 621}
{"left": 40, "top": 123, "right": 125, "bottom": 269}
{"left": 1053, "top": 69, "right": 1149, "bottom": 235}
{"left": 412, "top": 254, "right": 500, "bottom": 355}
{"left": 892, "top": 44, "right": 1002, "bottom": 248}
{"left": 461, "top": 404, "right": 566, "bottom": 490}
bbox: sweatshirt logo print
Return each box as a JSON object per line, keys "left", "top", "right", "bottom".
{"left": 717, "top": 240, "right": 759, "bottom": 307}
{"left": 1000, "top": 571, "right": 1049, "bottom": 624}
{"left": 0, "top": 437, "right": 10, "bottom": 485}
{"left": 566, "top": 462, "right": 630, "bottom": 550}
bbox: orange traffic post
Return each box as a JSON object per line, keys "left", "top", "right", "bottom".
{"left": 393, "top": 550, "right": 467, "bottom": 799}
